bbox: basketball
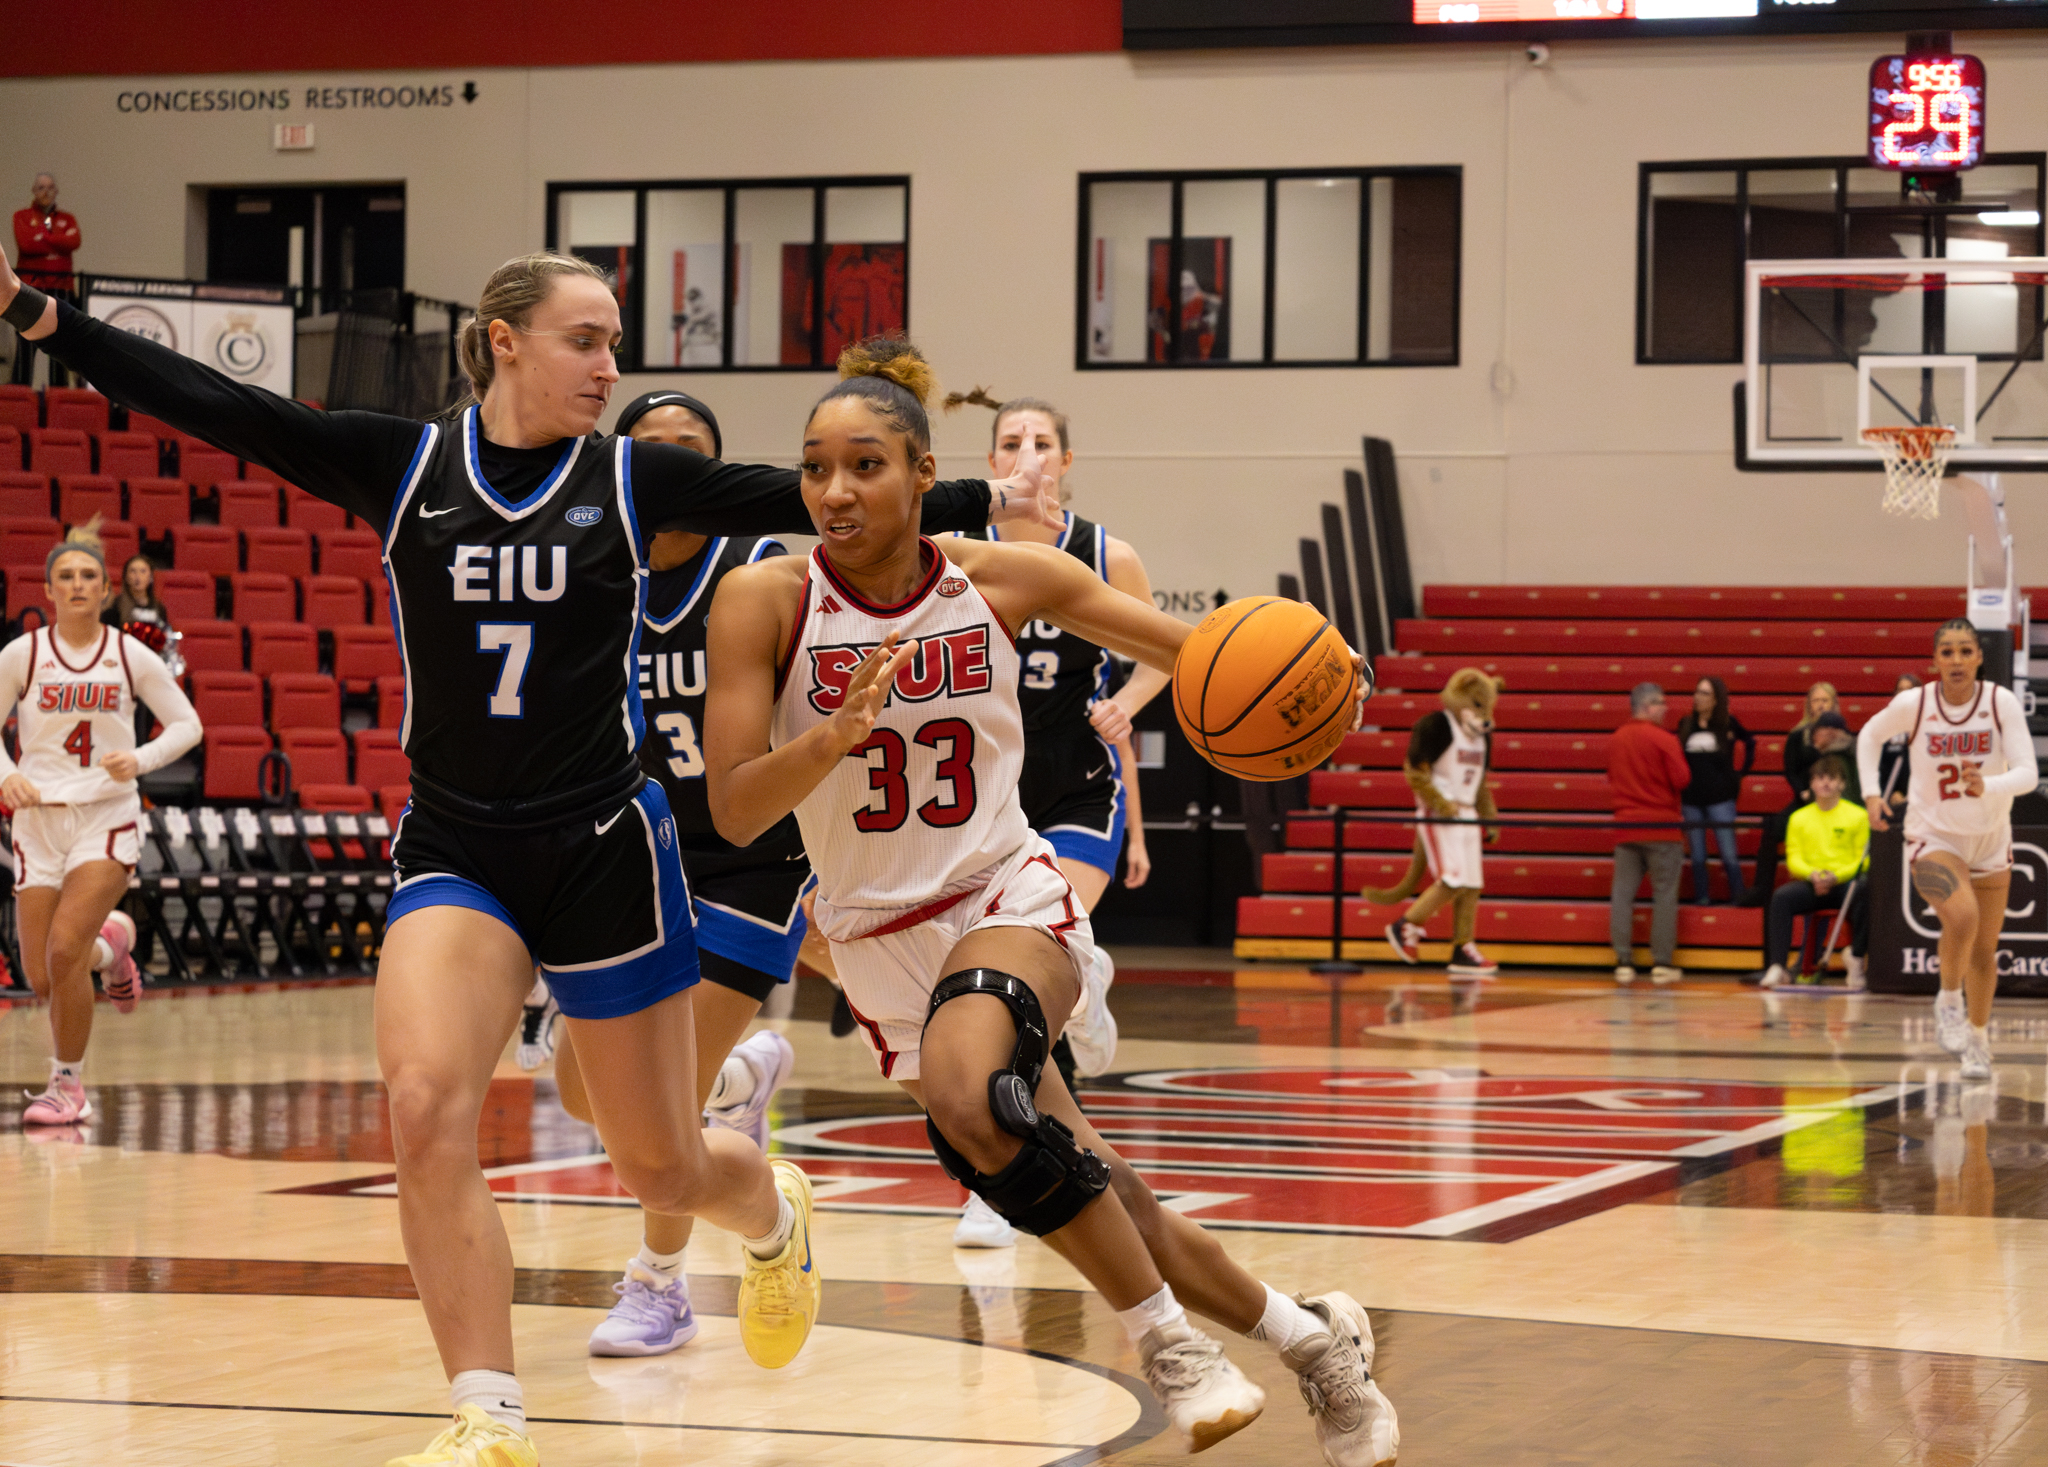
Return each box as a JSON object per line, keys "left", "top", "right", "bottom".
{"left": 1173, "top": 597, "right": 1359, "bottom": 781}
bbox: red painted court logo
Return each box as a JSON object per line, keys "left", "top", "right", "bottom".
{"left": 343, "top": 1067, "right": 1908, "bottom": 1242}
{"left": 937, "top": 576, "right": 968, "bottom": 597}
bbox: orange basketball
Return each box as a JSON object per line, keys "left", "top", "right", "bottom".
{"left": 1173, "top": 597, "right": 1360, "bottom": 781}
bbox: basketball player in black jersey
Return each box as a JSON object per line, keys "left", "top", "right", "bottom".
{"left": 0, "top": 247, "right": 1058, "bottom": 1467}
{"left": 545, "top": 389, "right": 811, "bottom": 1358}
{"left": 949, "top": 393, "right": 1165, "bottom": 1246}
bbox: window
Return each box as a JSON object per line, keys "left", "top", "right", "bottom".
{"left": 545, "top": 177, "right": 909, "bottom": 372}
{"left": 1077, "top": 168, "right": 1461, "bottom": 369}
{"left": 1637, "top": 155, "right": 2046, "bottom": 364}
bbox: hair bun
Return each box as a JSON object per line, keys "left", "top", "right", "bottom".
{"left": 66, "top": 514, "right": 106, "bottom": 549}
{"left": 836, "top": 335, "right": 934, "bottom": 408}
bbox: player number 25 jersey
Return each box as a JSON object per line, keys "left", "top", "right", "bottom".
{"left": 771, "top": 540, "right": 1029, "bottom": 923}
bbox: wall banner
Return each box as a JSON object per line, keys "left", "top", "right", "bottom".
{"left": 85, "top": 277, "right": 294, "bottom": 399}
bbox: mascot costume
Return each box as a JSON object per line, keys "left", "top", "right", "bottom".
{"left": 1365, "top": 668, "right": 1503, "bottom": 976}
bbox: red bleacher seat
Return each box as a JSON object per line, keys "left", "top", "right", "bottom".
{"left": 125, "top": 411, "right": 178, "bottom": 443}
{"left": 316, "top": 529, "right": 382, "bottom": 581}
{"left": 190, "top": 669, "right": 264, "bottom": 727}
{"left": 154, "top": 568, "right": 215, "bottom": 622}
{"left": 1392, "top": 617, "right": 1924, "bottom": 659}
{"left": 375, "top": 674, "right": 405, "bottom": 728}
{"left": 230, "top": 571, "right": 296, "bottom": 623}
{"left": 96, "top": 431, "right": 160, "bottom": 482}
{"left": 285, "top": 486, "right": 348, "bottom": 532}
{"left": 1420, "top": 585, "right": 1969, "bottom": 620}
{"left": 176, "top": 621, "right": 244, "bottom": 674}
{"left": 244, "top": 526, "right": 312, "bottom": 579}
{"left": 177, "top": 437, "right": 241, "bottom": 491}
{"left": 279, "top": 727, "right": 350, "bottom": 786}
{"left": 333, "top": 624, "right": 401, "bottom": 690}
{"left": 217, "top": 480, "right": 280, "bottom": 530}
{"left": 1264, "top": 850, "right": 1751, "bottom": 904}
{"left": 1358, "top": 690, "right": 1892, "bottom": 734}
{"left": 127, "top": 479, "right": 193, "bottom": 537}
{"left": 1239, "top": 893, "right": 1761, "bottom": 948}
{"left": 270, "top": 673, "right": 340, "bottom": 731}
{"left": 378, "top": 784, "right": 411, "bottom": 819}
{"left": 0, "top": 517, "right": 61, "bottom": 565}
{"left": 97, "top": 521, "right": 139, "bottom": 568}
{"left": 299, "top": 783, "right": 373, "bottom": 814}
{"left": 1309, "top": 768, "right": 1784, "bottom": 817}
{"left": 301, "top": 575, "right": 365, "bottom": 628}
{"left": 1335, "top": 729, "right": 1790, "bottom": 776}
{"left": 5, "top": 562, "right": 47, "bottom": 620}
{"left": 1375, "top": 655, "right": 1909, "bottom": 697}
{"left": 56, "top": 474, "right": 121, "bottom": 525}
{"left": 44, "top": 388, "right": 110, "bottom": 435}
{"left": 0, "top": 470, "right": 49, "bottom": 518}
{"left": 169, "top": 525, "right": 239, "bottom": 577}
{"left": 248, "top": 621, "right": 318, "bottom": 676}
{"left": 0, "top": 386, "right": 37, "bottom": 433}
{"left": 202, "top": 725, "right": 275, "bottom": 802}
{"left": 27, "top": 429, "right": 91, "bottom": 477}
{"left": 0, "top": 426, "right": 19, "bottom": 471}
{"left": 368, "top": 573, "right": 390, "bottom": 625}
{"left": 352, "top": 727, "right": 410, "bottom": 789}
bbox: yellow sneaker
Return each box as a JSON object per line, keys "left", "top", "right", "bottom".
{"left": 738, "top": 1157, "right": 820, "bottom": 1368}
{"left": 384, "top": 1405, "right": 538, "bottom": 1467}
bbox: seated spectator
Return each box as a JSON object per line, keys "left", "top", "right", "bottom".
{"left": 1750, "top": 687, "right": 1859, "bottom": 900}
{"left": 1607, "top": 681, "right": 1690, "bottom": 988}
{"left": 1759, "top": 754, "right": 1870, "bottom": 991}
{"left": 107, "top": 554, "right": 171, "bottom": 632}
{"left": 1677, "top": 675, "right": 1754, "bottom": 906}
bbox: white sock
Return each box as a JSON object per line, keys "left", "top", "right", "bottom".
{"left": 635, "top": 1242, "right": 686, "bottom": 1279}
{"left": 741, "top": 1192, "right": 795, "bottom": 1260}
{"left": 50, "top": 1058, "right": 81, "bottom": 1086}
{"left": 1115, "top": 1282, "right": 1187, "bottom": 1343}
{"left": 1247, "top": 1284, "right": 1322, "bottom": 1353}
{"left": 1936, "top": 988, "right": 1964, "bottom": 1010}
{"left": 1970, "top": 1023, "right": 1990, "bottom": 1049}
{"left": 91, "top": 936, "right": 113, "bottom": 970}
{"left": 449, "top": 1369, "right": 524, "bottom": 1433}
{"left": 707, "top": 1053, "right": 755, "bottom": 1111}
{"left": 524, "top": 974, "right": 549, "bottom": 1006}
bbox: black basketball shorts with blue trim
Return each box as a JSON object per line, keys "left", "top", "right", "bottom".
{"left": 386, "top": 779, "right": 698, "bottom": 1020}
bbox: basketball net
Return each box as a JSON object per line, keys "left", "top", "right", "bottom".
{"left": 1862, "top": 425, "right": 1954, "bottom": 520}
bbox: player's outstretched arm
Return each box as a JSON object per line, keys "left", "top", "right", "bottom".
{"left": 703, "top": 562, "right": 916, "bottom": 847}
{"left": 963, "top": 540, "right": 1191, "bottom": 676}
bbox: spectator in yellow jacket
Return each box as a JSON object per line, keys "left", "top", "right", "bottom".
{"left": 1759, "top": 755, "right": 1870, "bottom": 991}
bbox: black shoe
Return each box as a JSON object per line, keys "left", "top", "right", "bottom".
{"left": 829, "top": 988, "right": 856, "bottom": 1038}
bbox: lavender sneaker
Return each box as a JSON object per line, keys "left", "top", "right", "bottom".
{"left": 589, "top": 1259, "right": 699, "bottom": 1357}
{"left": 705, "top": 1030, "right": 796, "bottom": 1152}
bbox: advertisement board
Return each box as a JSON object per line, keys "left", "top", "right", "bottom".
{"left": 84, "top": 277, "right": 294, "bottom": 399}
{"left": 1866, "top": 791, "right": 2048, "bottom": 996}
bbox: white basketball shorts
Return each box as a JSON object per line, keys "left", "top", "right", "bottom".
{"left": 820, "top": 835, "right": 1091, "bottom": 1082}
{"left": 1905, "top": 821, "right": 2012, "bottom": 879}
{"left": 12, "top": 793, "right": 143, "bottom": 890}
{"left": 1419, "top": 805, "right": 1485, "bottom": 890}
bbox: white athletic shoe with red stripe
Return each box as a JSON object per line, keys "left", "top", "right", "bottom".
{"left": 99, "top": 911, "right": 141, "bottom": 1013}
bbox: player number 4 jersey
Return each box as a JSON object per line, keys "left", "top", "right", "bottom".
{"left": 771, "top": 540, "right": 1029, "bottom": 924}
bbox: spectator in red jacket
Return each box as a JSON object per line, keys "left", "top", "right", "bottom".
{"left": 11, "top": 173, "right": 79, "bottom": 387}
{"left": 1608, "top": 682, "right": 1691, "bottom": 988}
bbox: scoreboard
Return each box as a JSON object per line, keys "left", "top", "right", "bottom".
{"left": 1124, "top": 0, "right": 2048, "bottom": 47}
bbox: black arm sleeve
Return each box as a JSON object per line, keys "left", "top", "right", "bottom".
{"left": 1404, "top": 711, "right": 1453, "bottom": 769}
{"left": 41, "top": 301, "right": 420, "bottom": 526}
{"left": 1732, "top": 717, "right": 1758, "bottom": 777}
{"left": 632, "top": 439, "right": 992, "bottom": 537}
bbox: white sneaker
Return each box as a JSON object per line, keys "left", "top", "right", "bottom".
{"left": 953, "top": 1193, "right": 1018, "bottom": 1249}
{"left": 1844, "top": 954, "right": 1867, "bottom": 992}
{"left": 1933, "top": 992, "right": 1970, "bottom": 1056}
{"left": 1758, "top": 964, "right": 1789, "bottom": 990}
{"left": 705, "top": 1030, "right": 797, "bottom": 1152}
{"left": 1138, "top": 1319, "right": 1265, "bottom": 1453}
{"left": 1065, "top": 943, "right": 1119, "bottom": 1078}
{"left": 515, "top": 988, "right": 560, "bottom": 1072}
{"left": 1959, "top": 1029, "right": 1992, "bottom": 1082}
{"left": 1284, "top": 1292, "right": 1399, "bottom": 1467}
{"left": 1650, "top": 965, "right": 1683, "bottom": 987}
{"left": 1613, "top": 965, "right": 1636, "bottom": 987}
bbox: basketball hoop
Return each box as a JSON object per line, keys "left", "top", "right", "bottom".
{"left": 1862, "top": 425, "right": 1955, "bottom": 520}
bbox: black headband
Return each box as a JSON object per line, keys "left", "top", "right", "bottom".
{"left": 614, "top": 391, "right": 722, "bottom": 458}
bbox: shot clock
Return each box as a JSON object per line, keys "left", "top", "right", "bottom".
{"left": 1868, "top": 53, "right": 1984, "bottom": 171}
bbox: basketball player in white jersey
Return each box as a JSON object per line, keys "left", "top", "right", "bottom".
{"left": 705, "top": 339, "right": 1397, "bottom": 1466}
{"left": 1856, "top": 618, "right": 2035, "bottom": 1081}
{"left": 944, "top": 390, "right": 1164, "bottom": 1247}
{"left": 0, "top": 525, "right": 201, "bottom": 1124}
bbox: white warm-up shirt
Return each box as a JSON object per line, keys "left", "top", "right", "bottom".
{"left": 0, "top": 624, "right": 203, "bottom": 804}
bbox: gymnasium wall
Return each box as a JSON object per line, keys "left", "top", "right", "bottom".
{"left": 3, "top": 36, "right": 2047, "bottom": 600}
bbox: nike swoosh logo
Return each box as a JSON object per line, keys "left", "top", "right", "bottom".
{"left": 798, "top": 1221, "right": 812, "bottom": 1273}
{"left": 595, "top": 809, "right": 626, "bottom": 835}
{"left": 1083, "top": 765, "right": 1106, "bottom": 781}
{"left": 418, "top": 503, "right": 460, "bottom": 518}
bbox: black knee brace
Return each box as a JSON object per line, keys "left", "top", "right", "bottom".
{"left": 921, "top": 968, "right": 1111, "bottom": 1236}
